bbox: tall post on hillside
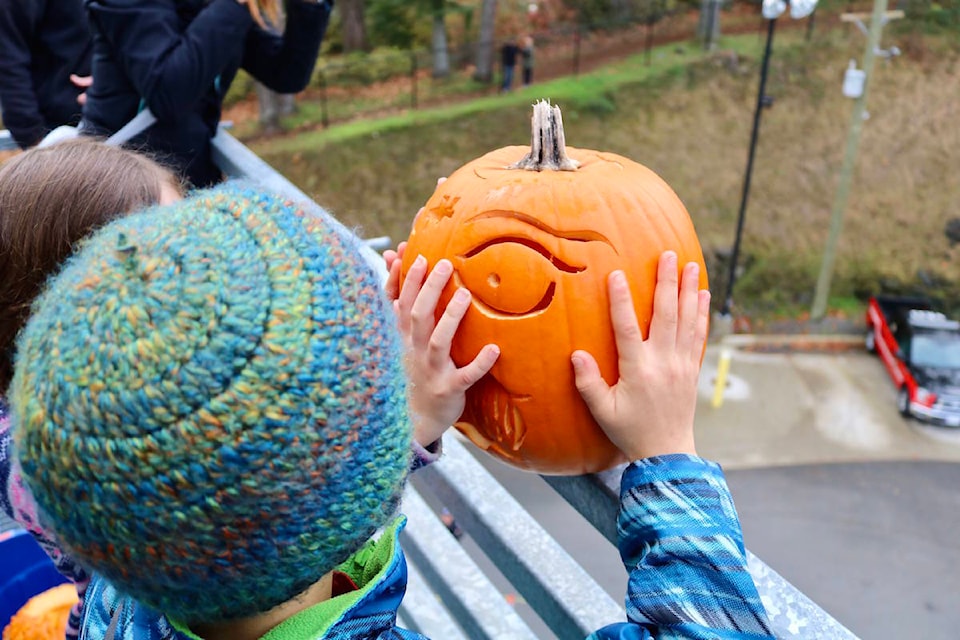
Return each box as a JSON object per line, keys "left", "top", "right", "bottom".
{"left": 810, "top": 0, "right": 900, "bottom": 320}
{"left": 720, "top": 16, "right": 776, "bottom": 318}
{"left": 719, "top": 0, "right": 818, "bottom": 319}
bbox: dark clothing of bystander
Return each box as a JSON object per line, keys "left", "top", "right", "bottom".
{"left": 80, "top": 0, "right": 332, "bottom": 188}
{"left": 0, "top": 0, "right": 92, "bottom": 148}
{"left": 500, "top": 41, "right": 519, "bottom": 92}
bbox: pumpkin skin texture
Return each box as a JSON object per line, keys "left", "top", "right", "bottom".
{"left": 400, "top": 106, "right": 707, "bottom": 475}
{"left": 3, "top": 584, "right": 78, "bottom": 640}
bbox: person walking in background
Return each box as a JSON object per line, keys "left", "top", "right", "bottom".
{"left": 521, "top": 35, "right": 534, "bottom": 86}
{"left": 0, "top": 0, "right": 92, "bottom": 148}
{"left": 500, "top": 36, "right": 519, "bottom": 92}
{"left": 80, "top": 0, "right": 333, "bottom": 188}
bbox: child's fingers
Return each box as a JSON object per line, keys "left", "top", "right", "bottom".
{"left": 692, "top": 290, "right": 711, "bottom": 364}
{"left": 455, "top": 344, "right": 500, "bottom": 390}
{"left": 409, "top": 259, "right": 453, "bottom": 346}
{"left": 384, "top": 243, "right": 410, "bottom": 300}
{"left": 384, "top": 257, "right": 402, "bottom": 300}
{"left": 396, "top": 255, "right": 428, "bottom": 333}
{"left": 571, "top": 350, "right": 611, "bottom": 418}
{"left": 429, "top": 288, "right": 472, "bottom": 366}
{"left": 676, "top": 262, "right": 701, "bottom": 352}
{"left": 607, "top": 271, "right": 644, "bottom": 379}
{"left": 647, "top": 251, "right": 679, "bottom": 349}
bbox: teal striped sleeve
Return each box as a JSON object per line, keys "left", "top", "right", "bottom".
{"left": 589, "top": 454, "right": 775, "bottom": 640}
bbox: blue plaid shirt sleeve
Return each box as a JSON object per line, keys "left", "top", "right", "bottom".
{"left": 589, "top": 454, "right": 775, "bottom": 640}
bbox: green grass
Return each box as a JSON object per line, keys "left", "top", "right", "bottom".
{"left": 252, "top": 33, "right": 768, "bottom": 153}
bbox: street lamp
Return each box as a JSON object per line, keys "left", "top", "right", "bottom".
{"left": 719, "top": 0, "right": 818, "bottom": 318}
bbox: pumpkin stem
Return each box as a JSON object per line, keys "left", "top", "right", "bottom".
{"left": 508, "top": 100, "right": 580, "bottom": 172}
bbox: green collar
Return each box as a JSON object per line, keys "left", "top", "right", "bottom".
{"left": 171, "top": 516, "right": 405, "bottom": 640}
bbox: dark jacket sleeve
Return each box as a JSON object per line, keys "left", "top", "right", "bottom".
{"left": 240, "top": 0, "right": 332, "bottom": 94}
{"left": 85, "top": 0, "right": 253, "bottom": 122}
{"left": 589, "top": 455, "right": 776, "bottom": 640}
{"left": 0, "top": 0, "right": 47, "bottom": 147}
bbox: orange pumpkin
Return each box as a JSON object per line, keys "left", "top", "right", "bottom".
{"left": 3, "top": 584, "right": 77, "bottom": 640}
{"left": 400, "top": 101, "right": 707, "bottom": 475}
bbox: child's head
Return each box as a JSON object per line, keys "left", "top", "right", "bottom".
{"left": 11, "top": 185, "right": 412, "bottom": 624}
{"left": 0, "top": 139, "right": 182, "bottom": 391}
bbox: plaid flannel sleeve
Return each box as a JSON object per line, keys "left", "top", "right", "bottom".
{"left": 589, "top": 454, "right": 775, "bottom": 640}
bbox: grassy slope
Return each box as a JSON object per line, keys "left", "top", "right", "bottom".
{"left": 253, "top": 28, "right": 960, "bottom": 319}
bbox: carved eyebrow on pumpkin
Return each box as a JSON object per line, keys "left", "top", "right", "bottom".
{"left": 461, "top": 237, "right": 585, "bottom": 274}
{"left": 466, "top": 209, "right": 616, "bottom": 248}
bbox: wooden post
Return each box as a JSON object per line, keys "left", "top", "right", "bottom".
{"left": 319, "top": 70, "right": 329, "bottom": 129}
{"left": 810, "top": 0, "right": 894, "bottom": 319}
{"left": 411, "top": 52, "right": 419, "bottom": 109}
{"left": 573, "top": 27, "right": 582, "bottom": 76}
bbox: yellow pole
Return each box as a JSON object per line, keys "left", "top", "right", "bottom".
{"left": 712, "top": 347, "right": 732, "bottom": 408}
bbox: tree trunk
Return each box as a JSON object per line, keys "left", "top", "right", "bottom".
{"left": 256, "top": 83, "right": 296, "bottom": 135}
{"left": 473, "top": 0, "right": 497, "bottom": 82}
{"left": 340, "top": 0, "right": 368, "bottom": 52}
{"left": 697, "top": 0, "right": 721, "bottom": 50}
{"left": 254, "top": 5, "right": 294, "bottom": 135}
{"left": 431, "top": 2, "right": 450, "bottom": 78}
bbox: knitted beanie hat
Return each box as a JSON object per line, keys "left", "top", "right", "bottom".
{"left": 11, "top": 185, "right": 413, "bottom": 623}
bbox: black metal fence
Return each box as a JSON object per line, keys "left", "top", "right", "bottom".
{"left": 241, "top": 7, "right": 772, "bottom": 131}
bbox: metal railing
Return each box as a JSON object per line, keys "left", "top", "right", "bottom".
{"left": 0, "top": 126, "right": 860, "bottom": 638}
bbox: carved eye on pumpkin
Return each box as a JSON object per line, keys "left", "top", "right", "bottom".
{"left": 453, "top": 236, "right": 586, "bottom": 317}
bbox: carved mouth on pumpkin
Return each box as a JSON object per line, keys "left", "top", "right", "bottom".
{"left": 457, "top": 375, "right": 530, "bottom": 455}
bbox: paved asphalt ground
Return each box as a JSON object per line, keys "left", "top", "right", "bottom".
{"left": 473, "top": 338, "right": 960, "bottom": 639}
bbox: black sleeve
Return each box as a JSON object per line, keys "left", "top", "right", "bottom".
{"left": 85, "top": 0, "right": 254, "bottom": 121}
{"left": 0, "top": 0, "right": 47, "bottom": 147}
{"left": 240, "top": 0, "right": 332, "bottom": 94}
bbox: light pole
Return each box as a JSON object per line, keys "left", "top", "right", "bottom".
{"left": 719, "top": 0, "right": 818, "bottom": 318}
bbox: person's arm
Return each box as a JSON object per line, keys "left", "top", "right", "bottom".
{"left": 0, "top": 0, "right": 47, "bottom": 147}
{"left": 574, "top": 252, "right": 774, "bottom": 639}
{"left": 588, "top": 455, "right": 774, "bottom": 639}
{"left": 241, "top": 0, "right": 332, "bottom": 94}
{"left": 85, "top": 0, "right": 253, "bottom": 121}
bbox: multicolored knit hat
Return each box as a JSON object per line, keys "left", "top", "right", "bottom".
{"left": 10, "top": 185, "right": 413, "bottom": 623}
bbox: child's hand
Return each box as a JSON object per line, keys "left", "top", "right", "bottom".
{"left": 396, "top": 255, "right": 500, "bottom": 447}
{"left": 383, "top": 241, "right": 408, "bottom": 301}
{"left": 384, "top": 177, "right": 447, "bottom": 300}
{"left": 572, "top": 251, "right": 710, "bottom": 461}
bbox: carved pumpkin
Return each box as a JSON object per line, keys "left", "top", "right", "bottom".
{"left": 400, "top": 101, "right": 707, "bottom": 475}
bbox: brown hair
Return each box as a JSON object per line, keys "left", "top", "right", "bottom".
{"left": 247, "top": 0, "right": 281, "bottom": 29}
{"left": 0, "top": 139, "right": 181, "bottom": 391}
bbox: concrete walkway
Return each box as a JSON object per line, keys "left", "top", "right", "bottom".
{"left": 696, "top": 340, "right": 960, "bottom": 469}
